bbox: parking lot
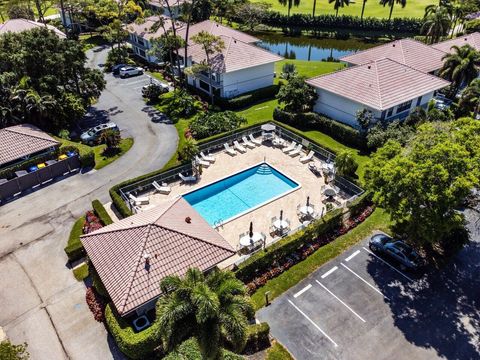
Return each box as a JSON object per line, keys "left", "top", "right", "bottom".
{"left": 257, "top": 229, "right": 480, "bottom": 360}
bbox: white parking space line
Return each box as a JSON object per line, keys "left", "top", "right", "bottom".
{"left": 340, "top": 263, "right": 390, "bottom": 300}
{"left": 345, "top": 250, "right": 361, "bottom": 262}
{"left": 288, "top": 300, "right": 338, "bottom": 347}
{"left": 362, "top": 247, "right": 414, "bottom": 282}
{"left": 321, "top": 266, "right": 338, "bottom": 279}
{"left": 294, "top": 284, "right": 312, "bottom": 298}
{"left": 315, "top": 280, "right": 366, "bottom": 323}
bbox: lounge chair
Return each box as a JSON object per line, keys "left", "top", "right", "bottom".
{"left": 224, "top": 143, "right": 236, "bottom": 156}
{"left": 289, "top": 144, "right": 303, "bottom": 157}
{"left": 282, "top": 141, "right": 297, "bottom": 153}
{"left": 179, "top": 173, "right": 197, "bottom": 183}
{"left": 129, "top": 193, "right": 149, "bottom": 205}
{"left": 249, "top": 134, "right": 261, "bottom": 146}
{"left": 299, "top": 150, "right": 314, "bottom": 163}
{"left": 152, "top": 181, "right": 171, "bottom": 195}
{"left": 200, "top": 152, "right": 215, "bottom": 163}
{"left": 233, "top": 141, "right": 247, "bottom": 153}
{"left": 242, "top": 136, "right": 256, "bottom": 149}
{"left": 195, "top": 156, "right": 210, "bottom": 168}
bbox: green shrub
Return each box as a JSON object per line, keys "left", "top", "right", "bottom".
{"left": 245, "top": 322, "right": 270, "bottom": 352}
{"left": 217, "top": 85, "right": 280, "bottom": 110}
{"left": 92, "top": 199, "right": 113, "bottom": 226}
{"left": 273, "top": 108, "right": 367, "bottom": 150}
{"left": 79, "top": 150, "right": 95, "bottom": 168}
{"left": 347, "top": 191, "right": 373, "bottom": 217}
{"left": 90, "top": 265, "right": 109, "bottom": 299}
{"left": 163, "top": 338, "right": 243, "bottom": 360}
{"left": 105, "top": 303, "right": 163, "bottom": 359}
{"left": 189, "top": 111, "right": 247, "bottom": 140}
{"left": 235, "top": 209, "right": 343, "bottom": 282}
{"left": 465, "top": 19, "right": 480, "bottom": 33}
{"left": 64, "top": 216, "right": 86, "bottom": 262}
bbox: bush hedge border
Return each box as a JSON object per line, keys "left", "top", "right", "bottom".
{"left": 64, "top": 216, "right": 86, "bottom": 262}
{"left": 92, "top": 199, "right": 113, "bottom": 226}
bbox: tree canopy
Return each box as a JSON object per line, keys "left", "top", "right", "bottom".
{"left": 276, "top": 74, "right": 318, "bottom": 113}
{"left": 0, "top": 28, "right": 105, "bottom": 132}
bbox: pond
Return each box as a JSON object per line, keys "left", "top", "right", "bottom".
{"left": 254, "top": 32, "right": 381, "bottom": 61}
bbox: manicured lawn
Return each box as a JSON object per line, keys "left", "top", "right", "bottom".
{"left": 250, "top": 208, "right": 392, "bottom": 310}
{"left": 250, "top": 0, "right": 435, "bottom": 18}
{"left": 266, "top": 341, "right": 294, "bottom": 360}
{"left": 149, "top": 71, "right": 166, "bottom": 82}
{"left": 162, "top": 118, "right": 190, "bottom": 169}
{"left": 79, "top": 34, "right": 107, "bottom": 52}
{"left": 275, "top": 59, "right": 345, "bottom": 81}
{"left": 73, "top": 262, "right": 89, "bottom": 281}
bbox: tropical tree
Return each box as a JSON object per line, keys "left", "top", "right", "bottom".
{"left": 150, "top": 33, "right": 185, "bottom": 89}
{"left": 156, "top": 268, "right": 253, "bottom": 358}
{"left": 422, "top": 5, "right": 451, "bottom": 44}
{"left": 276, "top": 74, "right": 318, "bottom": 113}
{"left": 356, "top": 108, "right": 375, "bottom": 131}
{"left": 329, "top": 0, "right": 350, "bottom": 16}
{"left": 278, "top": 0, "right": 300, "bottom": 18}
{"left": 0, "top": 340, "right": 29, "bottom": 360}
{"left": 189, "top": 111, "right": 246, "bottom": 139}
{"left": 360, "top": 0, "right": 367, "bottom": 20}
{"left": 439, "top": 44, "right": 480, "bottom": 94}
{"left": 99, "top": 128, "right": 121, "bottom": 150}
{"left": 180, "top": 138, "right": 199, "bottom": 162}
{"left": 334, "top": 150, "right": 358, "bottom": 177}
{"left": 379, "top": 0, "right": 406, "bottom": 21}
{"left": 457, "top": 78, "right": 480, "bottom": 118}
{"left": 281, "top": 63, "right": 297, "bottom": 80}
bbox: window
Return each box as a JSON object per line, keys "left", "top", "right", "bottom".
{"left": 137, "top": 38, "right": 145, "bottom": 46}
{"left": 416, "top": 96, "right": 422, "bottom": 106}
{"left": 199, "top": 80, "right": 210, "bottom": 92}
{"left": 386, "top": 108, "right": 394, "bottom": 117}
{"left": 396, "top": 100, "right": 412, "bottom": 113}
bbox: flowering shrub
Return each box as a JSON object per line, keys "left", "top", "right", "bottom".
{"left": 83, "top": 210, "right": 103, "bottom": 234}
{"left": 86, "top": 287, "right": 106, "bottom": 322}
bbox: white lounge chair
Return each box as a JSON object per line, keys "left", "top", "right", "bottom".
{"left": 300, "top": 150, "right": 314, "bottom": 163}
{"left": 233, "top": 141, "right": 247, "bottom": 153}
{"left": 282, "top": 141, "right": 297, "bottom": 153}
{"left": 200, "top": 151, "right": 215, "bottom": 163}
{"left": 129, "top": 193, "right": 149, "bottom": 205}
{"left": 179, "top": 173, "right": 197, "bottom": 183}
{"left": 152, "top": 181, "right": 171, "bottom": 195}
{"left": 242, "top": 136, "right": 256, "bottom": 149}
{"left": 195, "top": 156, "right": 210, "bottom": 168}
{"left": 249, "top": 134, "right": 261, "bottom": 146}
{"left": 289, "top": 144, "right": 303, "bottom": 157}
{"left": 224, "top": 143, "right": 236, "bottom": 156}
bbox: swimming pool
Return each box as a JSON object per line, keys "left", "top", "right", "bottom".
{"left": 183, "top": 163, "right": 300, "bottom": 226}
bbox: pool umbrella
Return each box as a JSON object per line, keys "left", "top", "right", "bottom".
{"left": 261, "top": 124, "right": 276, "bottom": 132}
{"left": 306, "top": 196, "right": 310, "bottom": 207}
{"left": 249, "top": 222, "right": 253, "bottom": 238}
{"left": 280, "top": 210, "right": 283, "bottom": 221}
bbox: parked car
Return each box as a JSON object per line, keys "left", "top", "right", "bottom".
{"left": 120, "top": 66, "right": 143, "bottom": 78}
{"left": 369, "top": 234, "right": 424, "bottom": 270}
{"left": 80, "top": 122, "right": 119, "bottom": 145}
{"left": 112, "top": 64, "right": 128, "bottom": 75}
{"left": 142, "top": 82, "right": 169, "bottom": 96}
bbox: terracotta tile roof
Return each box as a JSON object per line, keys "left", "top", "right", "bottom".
{"left": 148, "top": 0, "right": 190, "bottom": 7}
{"left": 125, "top": 16, "right": 185, "bottom": 40}
{"left": 431, "top": 32, "right": 480, "bottom": 53}
{"left": 81, "top": 197, "right": 235, "bottom": 316}
{"left": 0, "top": 124, "right": 59, "bottom": 166}
{"left": 188, "top": 35, "right": 283, "bottom": 73}
{"left": 178, "top": 20, "right": 259, "bottom": 44}
{"left": 306, "top": 58, "right": 450, "bottom": 110}
{"left": 340, "top": 38, "right": 447, "bottom": 73}
{"left": 0, "top": 18, "right": 66, "bottom": 38}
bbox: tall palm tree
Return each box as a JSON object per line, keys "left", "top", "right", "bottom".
{"left": 278, "top": 0, "right": 301, "bottom": 18}
{"left": 379, "top": 0, "right": 407, "bottom": 21}
{"left": 329, "top": 0, "right": 350, "bottom": 16}
{"left": 458, "top": 79, "right": 480, "bottom": 118}
{"left": 421, "top": 5, "right": 451, "bottom": 44}
{"left": 312, "top": 0, "right": 317, "bottom": 17}
{"left": 439, "top": 45, "right": 480, "bottom": 94}
{"left": 360, "top": 0, "right": 367, "bottom": 20}
{"left": 156, "top": 268, "right": 253, "bottom": 359}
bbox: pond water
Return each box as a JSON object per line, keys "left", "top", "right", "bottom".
{"left": 254, "top": 33, "right": 381, "bottom": 61}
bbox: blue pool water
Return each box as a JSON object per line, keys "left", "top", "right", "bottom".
{"left": 183, "top": 164, "right": 299, "bottom": 226}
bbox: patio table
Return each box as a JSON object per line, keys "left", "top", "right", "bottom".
{"left": 299, "top": 206, "right": 314, "bottom": 217}
{"left": 273, "top": 219, "right": 289, "bottom": 230}
{"left": 239, "top": 232, "right": 263, "bottom": 247}
{"left": 322, "top": 163, "right": 335, "bottom": 172}
{"left": 324, "top": 188, "right": 336, "bottom": 198}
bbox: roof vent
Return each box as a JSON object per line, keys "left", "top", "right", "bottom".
{"left": 185, "top": 216, "right": 192, "bottom": 223}
{"left": 144, "top": 252, "right": 151, "bottom": 269}
{"left": 367, "top": 65, "right": 371, "bottom": 69}
{"left": 392, "top": 44, "right": 396, "bottom": 47}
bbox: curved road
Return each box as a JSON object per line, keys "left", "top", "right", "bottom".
{"left": 0, "top": 47, "right": 177, "bottom": 359}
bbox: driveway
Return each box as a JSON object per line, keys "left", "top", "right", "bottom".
{"left": 258, "top": 211, "right": 480, "bottom": 360}
{"left": 0, "top": 46, "right": 177, "bottom": 359}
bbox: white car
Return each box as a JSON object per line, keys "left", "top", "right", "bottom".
{"left": 119, "top": 66, "right": 143, "bottom": 78}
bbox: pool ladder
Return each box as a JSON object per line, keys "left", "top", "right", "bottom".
{"left": 214, "top": 219, "right": 224, "bottom": 228}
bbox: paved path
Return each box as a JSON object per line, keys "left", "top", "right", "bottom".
{"left": 0, "top": 46, "right": 178, "bottom": 359}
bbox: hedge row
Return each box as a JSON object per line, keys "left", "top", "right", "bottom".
{"left": 235, "top": 208, "right": 343, "bottom": 282}
{"left": 217, "top": 85, "right": 280, "bottom": 110}
{"left": 92, "top": 199, "right": 113, "bottom": 226}
{"left": 273, "top": 108, "right": 367, "bottom": 150}
{"left": 244, "top": 322, "right": 270, "bottom": 352}
{"left": 58, "top": 145, "right": 95, "bottom": 168}
{"left": 244, "top": 12, "right": 423, "bottom": 33}
{"left": 347, "top": 191, "right": 373, "bottom": 217}
{"left": 105, "top": 303, "right": 163, "bottom": 359}
{"left": 163, "top": 338, "right": 244, "bottom": 360}
{"left": 64, "top": 216, "right": 86, "bottom": 262}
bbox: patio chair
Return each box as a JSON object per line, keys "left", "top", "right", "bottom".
{"left": 179, "top": 173, "right": 197, "bottom": 183}
{"left": 233, "top": 141, "right": 247, "bottom": 153}
{"left": 195, "top": 156, "right": 210, "bottom": 168}
{"left": 200, "top": 151, "right": 215, "bottom": 163}
{"left": 152, "top": 181, "right": 171, "bottom": 195}
{"left": 129, "top": 193, "right": 149, "bottom": 205}
{"left": 282, "top": 141, "right": 296, "bottom": 153}
{"left": 300, "top": 150, "right": 314, "bottom": 163}
{"left": 242, "top": 136, "right": 256, "bottom": 149}
{"left": 248, "top": 134, "right": 261, "bottom": 146}
{"left": 224, "top": 143, "right": 236, "bottom": 156}
{"left": 289, "top": 144, "right": 303, "bottom": 157}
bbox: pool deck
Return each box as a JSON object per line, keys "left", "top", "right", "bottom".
{"left": 136, "top": 144, "right": 348, "bottom": 264}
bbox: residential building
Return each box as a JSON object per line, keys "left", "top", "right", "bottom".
{"left": 340, "top": 38, "right": 447, "bottom": 74}
{"left": 81, "top": 197, "right": 235, "bottom": 318}
{"left": 431, "top": 32, "right": 480, "bottom": 53}
{"left": 148, "top": 0, "right": 188, "bottom": 18}
{"left": 0, "top": 18, "right": 66, "bottom": 38}
{"left": 306, "top": 58, "right": 450, "bottom": 128}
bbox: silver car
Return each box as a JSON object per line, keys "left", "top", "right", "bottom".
{"left": 80, "top": 122, "right": 119, "bottom": 145}
{"left": 119, "top": 66, "right": 143, "bottom": 78}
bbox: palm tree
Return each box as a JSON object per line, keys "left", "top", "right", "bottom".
{"left": 180, "top": 137, "right": 199, "bottom": 162}
{"left": 312, "top": 0, "right": 317, "bottom": 17}
{"left": 278, "top": 0, "right": 301, "bottom": 18}
{"left": 379, "top": 0, "right": 407, "bottom": 21}
{"left": 156, "top": 268, "right": 253, "bottom": 359}
{"left": 360, "top": 0, "right": 367, "bottom": 20}
{"left": 439, "top": 45, "right": 480, "bottom": 94}
{"left": 421, "top": 5, "right": 451, "bottom": 44}
{"left": 458, "top": 79, "right": 480, "bottom": 118}
{"left": 329, "top": 0, "right": 350, "bottom": 16}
